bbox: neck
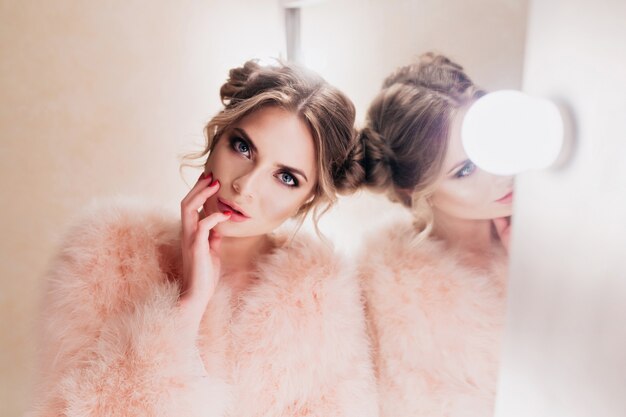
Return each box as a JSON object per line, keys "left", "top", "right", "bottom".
{"left": 430, "top": 209, "right": 498, "bottom": 253}
{"left": 218, "top": 233, "right": 273, "bottom": 274}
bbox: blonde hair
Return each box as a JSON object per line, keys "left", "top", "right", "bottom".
{"left": 359, "top": 52, "right": 485, "bottom": 239}
{"left": 187, "top": 59, "right": 363, "bottom": 229}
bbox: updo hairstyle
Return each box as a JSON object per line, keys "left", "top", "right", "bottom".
{"left": 359, "top": 52, "right": 485, "bottom": 236}
{"left": 194, "top": 59, "right": 365, "bottom": 224}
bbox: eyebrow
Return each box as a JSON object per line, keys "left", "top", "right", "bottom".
{"left": 232, "top": 127, "right": 309, "bottom": 183}
{"left": 447, "top": 159, "right": 470, "bottom": 175}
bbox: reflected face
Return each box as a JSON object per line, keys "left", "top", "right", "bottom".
{"left": 430, "top": 106, "right": 514, "bottom": 220}
{"left": 203, "top": 106, "right": 317, "bottom": 237}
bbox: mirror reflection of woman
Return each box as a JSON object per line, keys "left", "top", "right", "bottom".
{"left": 358, "top": 53, "right": 513, "bottom": 417}
{"left": 29, "top": 60, "right": 377, "bottom": 416}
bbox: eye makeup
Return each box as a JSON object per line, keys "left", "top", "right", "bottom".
{"left": 454, "top": 160, "right": 477, "bottom": 178}
{"left": 226, "top": 127, "right": 306, "bottom": 189}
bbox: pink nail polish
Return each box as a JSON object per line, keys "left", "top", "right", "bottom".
{"left": 209, "top": 179, "right": 219, "bottom": 187}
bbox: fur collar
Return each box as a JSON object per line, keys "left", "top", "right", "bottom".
{"left": 359, "top": 221, "right": 508, "bottom": 417}
{"left": 34, "top": 198, "right": 377, "bottom": 416}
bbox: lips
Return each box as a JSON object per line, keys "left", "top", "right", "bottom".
{"left": 496, "top": 191, "right": 514, "bottom": 204}
{"left": 217, "top": 197, "right": 250, "bottom": 222}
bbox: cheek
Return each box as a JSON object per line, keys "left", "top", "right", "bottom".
{"left": 259, "top": 189, "right": 305, "bottom": 223}
{"left": 432, "top": 180, "right": 493, "bottom": 219}
{"left": 455, "top": 183, "right": 490, "bottom": 210}
{"left": 206, "top": 146, "right": 228, "bottom": 176}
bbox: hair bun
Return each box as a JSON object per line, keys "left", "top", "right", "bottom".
{"left": 219, "top": 60, "right": 263, "bottom": 106}
{"left": 359, "top": 126, "right": 396, "bottom": 191}
{"left": 333, "top": 131, "right": 366, "bottom": 194}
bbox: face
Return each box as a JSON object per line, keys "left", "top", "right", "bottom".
{"left": 203, "top": 106, "right": 318, "bottom": 238}
{"left": 429, "top": 105, "right": 514, "bottom": 220}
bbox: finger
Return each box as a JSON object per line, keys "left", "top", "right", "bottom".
{"left": 181, "top": 172, "right": 212, "bottom": 236}
{"left": 181, "top": 171, "right": 213, "bottom": 208}
{"left": 209, "top": 229, "right": 222, "bottom": 254}
{"left": 185, "top": 179, "right": 221, "bottom": 217}
{"left": 198, "top": 207, "right": 207, "bottom": 221}
{"left": 492, "top": 217, "right": 511, "bottom": 249}
{"left": 492, "top": 216, "right": 510, "bottom": 231}
{"left": 182, "top": 180, "right": 221, "bottom": 237}
{"left": 194, "top": 211, "right": 231, "bottom": 246}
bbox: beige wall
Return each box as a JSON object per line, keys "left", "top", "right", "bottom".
{"left": 496, "top": 0, "right": 626, "bottom": 416}
{"left": 0, "top": 1, "right": 528, "bottom": 415}
{"left": 300, "top": 0, "right": 528, "bottom": 123}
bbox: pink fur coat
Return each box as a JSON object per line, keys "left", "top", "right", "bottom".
{"left": 29, "top": 200, "right": 377, "bottom": 417}
{"left": 359, "top": 222, "right": 508, "bottom": 417}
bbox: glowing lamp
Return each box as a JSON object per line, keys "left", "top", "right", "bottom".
{"left": 462, "top": 90, "right": 566, "bottom": 176}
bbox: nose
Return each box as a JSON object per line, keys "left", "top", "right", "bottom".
{"left": 231, "top": 166, "right": 259, "bottom": 199}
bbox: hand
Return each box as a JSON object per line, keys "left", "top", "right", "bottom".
{"left": 492, "top": 216, "right": 512, "bottom": 253}
{"left": 178, "top": 172, "right": 231, "bottom": 340}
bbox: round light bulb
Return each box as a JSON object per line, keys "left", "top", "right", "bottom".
{"left": 462, "top": 90, "right": 564, "bottom": 176}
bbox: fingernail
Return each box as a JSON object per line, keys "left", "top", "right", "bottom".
{"left": 224, "top": 210, "right": 232, "bottom": 216}
{"left": 209, "top": 179, "right": 219, "bottom": 187}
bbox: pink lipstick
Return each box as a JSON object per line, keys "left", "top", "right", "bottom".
{"left": 496, "top": 191, "right": 514, "bottom": 204}
{"left": 217, "top": 197, "right": 250, "bottom": 222}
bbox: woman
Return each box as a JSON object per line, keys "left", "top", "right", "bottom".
{"left": 29, "top": 60, "right": 377, "bottom": 416}
{"left": 358, "top": 53, "right": 513, "bottom": 417}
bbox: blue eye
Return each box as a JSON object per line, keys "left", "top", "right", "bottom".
{"left": 455, "top": 161, "right": 476, "bottom": 178}
{"left": 231, "top": 137, "right": 250, "bottom": 157}
{"left": 277, "top": 171, "right": 298, "bottom": 187}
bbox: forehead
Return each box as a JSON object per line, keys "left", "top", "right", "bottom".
{"left": 236, "top": 106, "right": 316, "bottom": 172}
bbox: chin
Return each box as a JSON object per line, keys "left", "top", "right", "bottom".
{"left": 500, "top": 206, "right": 514, "bottom": 217}
{"left": 213, "top": 222, "right": 245, "bottom": 237}
{"left": 490, "top": 209, "right": 513, "bottom": 219}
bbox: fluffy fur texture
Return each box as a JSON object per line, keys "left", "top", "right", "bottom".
{"left": 359, "top": 222, "right": 508, "bottom": 417}
{"left": 28, "top": 199, "right": 377, "bottom": 417}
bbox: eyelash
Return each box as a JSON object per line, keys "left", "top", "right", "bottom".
{"left": 277, "top": 171, "right": 298, "bottom": 187}
{"left": 454, "top": 161, "right": 477, "bottom": 178}
{"left": 230, "top": 136, "right": 251, "bottom": 158}
{"left": 229, "top": 136, "right": 299, "bottom": 188}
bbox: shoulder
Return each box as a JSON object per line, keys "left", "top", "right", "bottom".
{"left": 358, "top": 221, "right": 506, "bottom": 311}
{"left": 55, "top": 197, "right": 180, "bottom": 256}
{"left": 358, "top": 220, "right": 452, "bottom": 282}
{"left": 44, "top": 197, "right": 182, "bottom": 313}
{"left": 361, "top": 224, "right": 506, "bottom": 416}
